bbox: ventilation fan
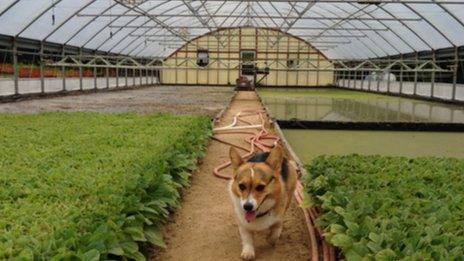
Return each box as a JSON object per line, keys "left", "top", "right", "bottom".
{"left": 120, "top": 0, "right": 144, "bottom": 6}
{"left": 357, "top": 0, "right": 381, "bottom": 5}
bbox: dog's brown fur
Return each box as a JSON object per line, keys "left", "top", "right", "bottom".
{"left": 229, "top": 145, "right": 297, "bottom": 260}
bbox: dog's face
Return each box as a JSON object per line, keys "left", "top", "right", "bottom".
{"left": 229, "top": 146, "right": 283, "bottom": 222}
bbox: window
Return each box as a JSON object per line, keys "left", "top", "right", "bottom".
{"left": 287, "top": 59, "right": 299, "bottom": 68}
{"left": 240, "top": 50, "right": 256, "bottom": 76}
{"left": 197, "top": 49, "right": 209, "bottom": 67}
{"left": 241, "top": 51, "right": 256, "bottom": 62}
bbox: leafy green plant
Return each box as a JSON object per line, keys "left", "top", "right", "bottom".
{"left": 304, "top": 155, "right": 464, "bottom": 260}
{"left": 0, "top": 112, "right": 211, "bottom": 260}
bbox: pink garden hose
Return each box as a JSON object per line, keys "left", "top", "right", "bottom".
{"left": 211, "top": 108, "right": 335, "bottom": 260}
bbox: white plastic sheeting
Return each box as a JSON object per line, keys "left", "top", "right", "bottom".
{"left": 339, "top": 79, "right": 464, "bottom": 101}
{"left": 0, "top": 0, "right": 463, "bottom": 58}
{"left": 0, "top": 76, "right": 159, "bottom": 96}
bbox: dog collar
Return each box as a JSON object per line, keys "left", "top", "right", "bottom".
{"left": 256, "top": 209, "right": 271, "bottom": 218}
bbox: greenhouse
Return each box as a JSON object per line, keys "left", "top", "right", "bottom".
{"left": 0, "top": 1, "right": 463, "bottom": 260}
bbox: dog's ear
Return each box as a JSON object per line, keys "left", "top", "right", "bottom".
{"left": 229, "top": 147, "right": 243, "bottom": 170}
{"left": 266, "top": 145, "right": 283, "bottom": 171}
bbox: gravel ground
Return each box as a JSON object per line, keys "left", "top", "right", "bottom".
{"left": 0, "top": 86, "right": 234, "bottom": 117}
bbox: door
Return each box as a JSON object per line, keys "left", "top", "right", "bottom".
{"left": 240, "top": 50, "right": 256, "bottom": 85}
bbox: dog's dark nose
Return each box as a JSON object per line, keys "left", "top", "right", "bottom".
{"left": 243, "top": 202, "right": 253, "bottom": 211}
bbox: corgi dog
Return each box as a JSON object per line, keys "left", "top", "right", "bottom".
{"left": 228, "top": 145, "right": 297, "bottom": 260}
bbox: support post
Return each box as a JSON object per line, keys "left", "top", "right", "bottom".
{"left": 61, "top": 47, "right": 66, "bottom": 91}
{"left": 351, "top": 70, "right": 354, "bottom": 88}
{"left": 78, "top": 48, "right": 83, "bottom": 91}
{"left": 376, "top": 69, "right": 380, "bottom": 92}
{"left": 116, "top": 65, "right": 119, "bottom": 88}
{"left": 146, "top": 68, "right": 149, "bottom": 85}
{"left": 354, "top": 69, "right": 357, "bottom": 89}
{"left": 106, "top": 66, "right": 109, "bottom": 89}
{"left": 348, "top": 70, "right": 351, "bottom": 88}
{"left": 125, "top": 67, "right": 128, "bottom": 87}
{"left": 151, "top": 69, "right": 154, "bottom": 85}
{"left": 40, "top": 42, "right": 45, "bottom": 94}
{"left": 133, "top": 68, "right": 136, "bottom": 86}
{"left": 93, "top": 66, "right": 97, "bottom": 90}
{"left": 431, "top": 51, "right": 436, "bottom": 98}
{"left": 342, "top": 70, "right": 346, "bottom": 87}
{"left": 387, "top": 69, "right": 391, "bottom": 93}
{"left": 413, "top": 52, "right": 418, "bottom": 95}
{"left": 334, "top": 70, "right": 338, "bottom": 87}
{"left": 452, "top": 46, "right": 458, "bottom": 100}
{"left": 399, "top": 54, "right": 404, "bottom": 94}
{"left": 368, "top": 69, "right": 372, "bottom": 90}
{"left": 333, "top": 69, "right": 337, "bottom": 86}
{"left": 361, "top": 70, "right": 364, "bottom": 90}
{"left": 13, "top": 38, "right": 19, "bottom": 95}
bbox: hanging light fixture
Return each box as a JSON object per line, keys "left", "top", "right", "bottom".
{"left": 144, "top": 15, "right": 148, "bottom": 47}
{"left": 51, "top": 0, "right": 56, "bottom": 25}
{"left": 163, "top": 31, "right": 166, "bottom": 52}
{"left": 109, "top": 0, "right": 113, "bottom": 38}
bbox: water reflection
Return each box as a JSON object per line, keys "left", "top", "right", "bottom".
{"left": 262, "top": 96, "right": 464, "bottom": 123}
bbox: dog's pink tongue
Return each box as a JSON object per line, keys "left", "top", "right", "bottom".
{"left": 245, "top": 211, "right": 256, "bottom": 222}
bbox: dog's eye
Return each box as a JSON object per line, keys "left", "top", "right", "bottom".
{"left": 255, "top": 184, "right": 265, "bottom": 191}
{"left": 238, "top": 184, "right": 246, "bottom": 191}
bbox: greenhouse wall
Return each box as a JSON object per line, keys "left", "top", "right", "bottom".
{"left": 0, "top": 76, "right": 159, "bottom": 96}
{"left": 162, "top": 27, "right": 334, "bottom": 87}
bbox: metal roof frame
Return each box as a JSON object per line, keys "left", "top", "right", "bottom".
{"left": 0, "top": 0, "right": 463, "bottom": 59}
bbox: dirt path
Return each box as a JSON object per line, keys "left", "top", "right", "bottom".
{"left": 153, "top": 91, "right": 310, "bottom": 261}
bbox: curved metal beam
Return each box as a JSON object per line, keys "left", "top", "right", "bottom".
{"left": 403, "top": 3, "right": 455, "bottom": 47}
{"left": 104, "top": 1, "right": 206, "bottom": 55}
{"left": 61, "top": 2, "right": 119, "bottom": 46}
{"left": 0, "top": 0, "right": 20, "bottom": 17}
{"left": 107, "top": 3, "right": 192, "bottom": 54}
{"left": 338, "top": 4, "right": 408, "bottom": 57}
{"left": 276, "top": 6, "right": 367, "bottom": 58}
{"left": 88, "top": 1, "right": 175, "bottom": 50}
{"left": 16, "top": 0, "right": 64, "bottom": 37}
{"left": 43, "top": 0, "right": 95, "bottom": 42}
{"left": 309, "top": 4, "right": 395, "bottom": 58}
{"left": 131, "top": 2, "right": 247, "bottom": 57}
{"left": 307, "top": 5, "right": 382, "bottom": 58}
{"left": 434, "top": 1, "right": 464, "bottom": 28}
{"left": 377, "top": 4, "right": 434, "bottom": 50}
{"left": 346, "top": 3, "right": 416, "bottom": 54}
{"left": 1, "top": 0, "right": 464, "bottom": 59}
{"left": 114, "top": 0, "right": 191, "bottom": 43}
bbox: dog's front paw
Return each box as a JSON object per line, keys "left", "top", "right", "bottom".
{"left": 240, "top": 246, "right": 255, "bottom": 260}
{"left": 267, "top": 222, "right": 283, "bottom": 246}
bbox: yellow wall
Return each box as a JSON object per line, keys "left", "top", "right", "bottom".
{"left": 162, "top": 27, "right": 334, "bottom": 87}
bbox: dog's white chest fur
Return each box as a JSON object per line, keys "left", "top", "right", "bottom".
{"left": 229, "top": 182, "right": 280, "bottom": 231}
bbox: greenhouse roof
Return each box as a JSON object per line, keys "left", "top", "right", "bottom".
{"left": 0, "top": 0, "right": 463, "bottom": 59}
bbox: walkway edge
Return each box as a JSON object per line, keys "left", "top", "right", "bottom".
{"left": 255, "top": 90, "right": 337, "bottom": 261}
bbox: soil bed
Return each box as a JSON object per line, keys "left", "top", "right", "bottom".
{"left": 0, "top": 86, "right": 234, "bottom": 117}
